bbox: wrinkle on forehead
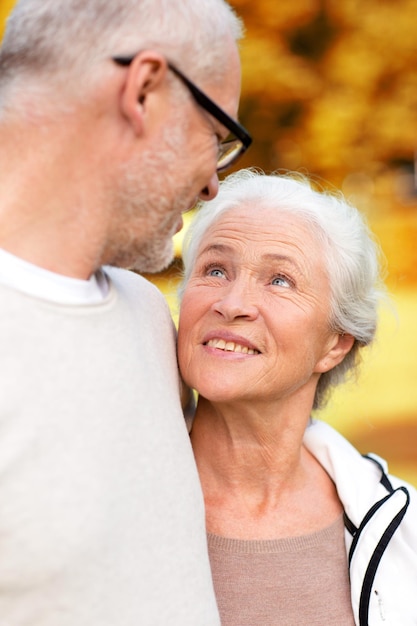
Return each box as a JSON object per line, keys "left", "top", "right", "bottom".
{"left": 198, "top": 206, "right": 323, "bottom": 259}
{"left": 197, "top": 241, "right": 305, "bottom": 276}
{"left": 194, "top": 205, "right": 330, "bottom": 295}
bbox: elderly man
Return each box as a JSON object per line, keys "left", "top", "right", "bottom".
{"left": 0, "top": 0, "right": 251, "bottom": 624}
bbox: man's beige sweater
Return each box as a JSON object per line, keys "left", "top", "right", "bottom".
{"left": 0, "top": 267, "right": 219, "bottom": 626}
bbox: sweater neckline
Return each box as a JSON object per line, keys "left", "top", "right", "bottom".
{"left": 207, "top": 513, "right": 344, "bottom": 554}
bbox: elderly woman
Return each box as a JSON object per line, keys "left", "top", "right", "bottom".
{"left": 177, "top": 169, "right": 417, "bottom": 626}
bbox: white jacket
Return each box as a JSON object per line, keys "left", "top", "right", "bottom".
{"left": 304, "top": 419, "right": 417, "bottom": 626}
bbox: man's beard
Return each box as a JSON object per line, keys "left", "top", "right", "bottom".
{"left": 105, "top": 117, "right": 193, "bottom": 273}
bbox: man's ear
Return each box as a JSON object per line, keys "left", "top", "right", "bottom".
{"left": 120, "top": 51, "right": 168, "bottom": 135}
{"left": 315, "top": 332, "right": 355, "bottom": 374}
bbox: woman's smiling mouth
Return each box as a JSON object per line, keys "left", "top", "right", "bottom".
{"left": 205, "top": 338, "right": 260, "bottom": 355}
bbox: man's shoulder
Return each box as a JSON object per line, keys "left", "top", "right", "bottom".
{"left": 105, "top": 266, "right": 174, "bottom": 327}
{"left": 105, "top": 267, "right": 165, "bottom": 301}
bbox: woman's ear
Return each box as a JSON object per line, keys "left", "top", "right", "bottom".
{"left": 119, "top": 51, "right": 168, "bottom": 135}
{"left": 315, "top": 332, "right": 355, "bottom": 374}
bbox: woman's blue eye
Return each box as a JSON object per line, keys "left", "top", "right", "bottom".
{"left": 272, "top": 275, "right": 290, "bottom": 287}
{"left": 209, "top": 268, "right": 225, "bottom": 277}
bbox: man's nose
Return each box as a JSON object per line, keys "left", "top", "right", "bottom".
{"left": 198, "top": 172, "right": 219, "bottom": 201}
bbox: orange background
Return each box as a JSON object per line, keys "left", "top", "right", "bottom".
{"left": 1, "top": 1, "right": 416, "bottom": 486}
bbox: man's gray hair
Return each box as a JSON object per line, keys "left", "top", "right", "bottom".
{"left": 179, "top": 168, "right": 387, "bottom": 410}
{"left": 0, "top": 0, "right": 243, "bottom": 100}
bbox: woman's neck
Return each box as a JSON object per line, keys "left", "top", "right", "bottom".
{"left": 190, "top": 398, "right": 342, "bottom": 539}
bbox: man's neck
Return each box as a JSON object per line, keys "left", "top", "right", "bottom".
{"left": 0, "top": 120, "right": 110, "bottom": 279}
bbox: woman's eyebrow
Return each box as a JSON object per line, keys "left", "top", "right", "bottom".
{"left": 198, "top": 247, "right": 302, "bottom": 271}
{"left": 262, "top": 252, "right": 301, "bottom": 270}
{"left": 198, "top": 243, "right": 234, "bottom": 257}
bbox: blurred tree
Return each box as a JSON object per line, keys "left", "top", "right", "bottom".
{"left": 232, "top": 0, "right": 417, "bottom": 188}
{"left": 0, "top": 0, "right": 15, "bottom": 39}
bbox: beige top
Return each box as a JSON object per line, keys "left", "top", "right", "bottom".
{"left": 0, "top": 270, "right": 220, "bottom": 625}
{"left": 208, "top": 514, "right": 355, "bottom": 625}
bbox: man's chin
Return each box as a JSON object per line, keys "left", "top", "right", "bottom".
{"left": 129, "top": 241, "right": 175, "bottom": 275}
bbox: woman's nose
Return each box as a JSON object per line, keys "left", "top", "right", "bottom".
{"left": 212, "top": 283, "right": 259, "bottom": 322}
{"left": 198, "top": 172, "right": 219, "bottom": 201}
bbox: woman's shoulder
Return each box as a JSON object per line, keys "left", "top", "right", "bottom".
{"left": 304, "top": 419, "right": 417, "bottom": 520}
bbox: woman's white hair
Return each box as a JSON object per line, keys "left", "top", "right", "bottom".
{"left": 0, "top": 0, "right": 243, "bottom": 102}
{"left": 180, "top": 168, "right": 387, "bottom": 410}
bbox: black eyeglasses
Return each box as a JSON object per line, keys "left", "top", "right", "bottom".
{"left": 112, "top": 55, "right": 252, "bottom": 172}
